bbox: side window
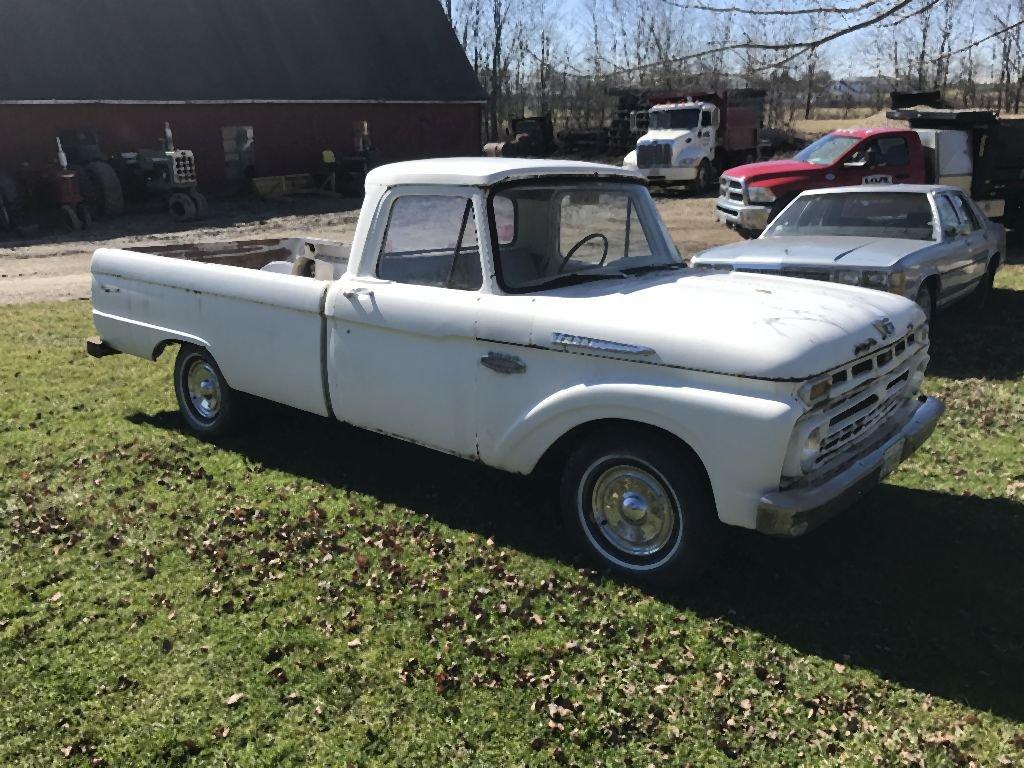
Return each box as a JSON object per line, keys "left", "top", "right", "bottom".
{"left": 378, "top": 195, "right": 482, "bottom": 290}
{"left": 935, "top": 194, "right": 962, "bottom": 232}
{"left": 875, "top": 136, "right": 909, "bottom": 166}
{"left": 493, "top": 195, "right": 516, "bottom": 245}
{"left": 952, "top": 193, "right": 982, "bottom": 230}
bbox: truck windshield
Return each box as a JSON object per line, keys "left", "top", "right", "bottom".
{"left": 490, "top": 182, "right": 683, "bottom": 293}
{"left": 793, "top": 134, "right": 860, "bottom": 165}
{"left": 649, "top": 109, "right": 700, "bottom": 130}
{"left": 766, "top": 192, "right": 936, "bottom": 241}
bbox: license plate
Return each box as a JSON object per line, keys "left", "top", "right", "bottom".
{"left": 880, "top": 439, "right": 905, "bottom": 478}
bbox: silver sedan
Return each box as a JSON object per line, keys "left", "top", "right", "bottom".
{"left": 691, "top": 184, "right": 1006, "bottom": 320}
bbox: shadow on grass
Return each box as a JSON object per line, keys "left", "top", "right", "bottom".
{"left": 926, "top": 283, "right": 1024, "bottom": 380}
{"left": 132, "top": 403, "right": 1024, "bottom": 721}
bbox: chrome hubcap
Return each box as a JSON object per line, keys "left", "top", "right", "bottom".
{"left": 590, "top": 464, "right": 675, "bottom": 557}
{"left": 186, "top": 360, "right": 221, "bottom": 419}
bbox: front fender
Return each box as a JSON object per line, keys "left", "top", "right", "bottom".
{"left": 488, "top": 382, "right": 800, "bottom": 528}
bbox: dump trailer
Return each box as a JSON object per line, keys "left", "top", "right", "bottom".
{"left": 888, "top": 108, "right": 1024, "bottom": 225}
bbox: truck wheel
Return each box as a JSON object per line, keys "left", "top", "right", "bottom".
{"left": 560, "top": 429, "right": 721, "bottom": 586}
{"left": 168, "top": 192, "right": 197, "bottom": 222}
{"left": 86, "top": 161, "right": 125, "bottom": 217}
{"left": 188, "top": 189, "right": 209, "bottom": 219}
{"left": 695, "top": 160, "right": 712, "bottom": 194}
{"left": 173, "top": 345, "right": 239, "bottom": 438}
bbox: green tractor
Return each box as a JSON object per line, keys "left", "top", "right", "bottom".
{"left": 111, "top": 123, "right": 207, "bottom": 222}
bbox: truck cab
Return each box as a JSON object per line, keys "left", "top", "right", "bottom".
{"left": 716, "top": 128, "right": 926, "bottom": 235}
{"left": 623, "top": 101, "right": 721, "bottom": 191}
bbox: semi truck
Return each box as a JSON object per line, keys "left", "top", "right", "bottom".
{"left": 622, "top": 90, "right": 764, "bottom": 193}
{"left": 715, "top": 109, "right": 1024, "bottom": 237}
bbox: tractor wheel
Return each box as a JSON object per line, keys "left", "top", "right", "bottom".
{"left": 85, "top": 161, "right": 124, "bottom": 217}
{"left": 59, "top": 204, "right": 82, "bottom": 232}
{"left": 77, "top": 203, "right": 93, "bottom": 229}
{"left": 70, "top": 165, "right": 100, "bottom": 214}
{"left": 168, "top": 192, "right": 197, "bottom": 222}
{"left": 188, "top": 189, "right": 209, "bottom": 219}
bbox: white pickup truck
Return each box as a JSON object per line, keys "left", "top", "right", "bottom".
{"left": 88, "top": 158, "right": 943, "bottom": 584}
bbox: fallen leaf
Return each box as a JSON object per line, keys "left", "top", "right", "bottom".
{"left": 347, "top": 638, "right": 362, "bottom": 648}
{"left": 224, "top": 692, "right": 245, "bottom": 706}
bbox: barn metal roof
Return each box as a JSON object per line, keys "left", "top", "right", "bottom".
{"left": 0, "top": 0, "right": 487, "bottom": 104}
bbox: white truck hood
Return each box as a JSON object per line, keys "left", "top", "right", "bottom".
{"left": 693, "top": 236, "right": 929, "bottom": 269}
{"left": 520, "top": 271, "right": 923, "bottom": 381}
{"left": 638, "top": 129, "right": 695, "bottom": 145}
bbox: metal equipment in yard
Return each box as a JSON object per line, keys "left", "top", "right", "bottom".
{"left": 2, "top": 138, "right": 93, "bottom": 233}
{"left": 110, "top": 123, "right": 208, "bottom": 222}
{"left": 59, "top": 129, "right": 125, "bottom": 219}
{"left": 484, "top": 115, "right": 557, "bottom": 158}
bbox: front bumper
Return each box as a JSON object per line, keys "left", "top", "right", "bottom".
{"left": 715, "top": 198, "right": 770, "bottom": 231}
{"left": 756, "top": 395, "right": 944, "bottom": 536}
{"left": 632, "top": 166, "right": 698, "bottom": 184}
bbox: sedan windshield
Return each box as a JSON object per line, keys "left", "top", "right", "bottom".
{"left": 766, "top": 192, "right": 936, "bottom": 241}
{"left": 793, "top": 133, "right": 860, "bottom": 165}
{"left": 490, "top": 182, "right": 682, "bottom": 292}
{"left": 649, "top": 108, "right": 700, "bottom": 130}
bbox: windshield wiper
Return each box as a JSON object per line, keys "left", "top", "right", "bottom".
{"left": 622, "top": 262, "right": 687, "bottom": 276}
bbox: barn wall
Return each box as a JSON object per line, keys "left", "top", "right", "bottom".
{"left": 0, "top": 102, "right": 484, "bottom": 194}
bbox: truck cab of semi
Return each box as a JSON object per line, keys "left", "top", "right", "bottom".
{"left": 623, "top": 100, "right": 720, "bottom": 191}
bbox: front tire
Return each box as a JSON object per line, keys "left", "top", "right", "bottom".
{"left": 560, "top": 430, "right": 721, "bottom": 586}
{"left": 695, "top": 160, "right": 712, "bottom": 194}
{"left": 173, "top": 345, "right": 239, "bottom": 438}
{"left": 915, "top": 282, "right": 935, "bottom": 323}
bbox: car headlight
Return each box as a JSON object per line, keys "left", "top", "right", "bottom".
{"left": 800, "top": 425, "right": 826, "bottom": 472}
{"left": 862, "top": 271, "right": 888, "bottom": 289}
{"left": 747, "top": 186, "right": 776, "bottom": 204}
{"left": 833, "top": 269, "right": 861, "bottom": 286}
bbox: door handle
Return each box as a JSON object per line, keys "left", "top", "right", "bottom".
{"left": 342, "top": 287, "right": 374, "bottom": 299}
{"left": 481, "top": 352, "right": 526, "bottom": 374}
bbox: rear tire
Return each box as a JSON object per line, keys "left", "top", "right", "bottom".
{"left": 173, "top": 345, "right": 240, "bottom": 438}
{"left": 188, "top": 189, "right": 209, "bottom": 219}
{"left": 85, "top": 161, "right": 124, "bottom": 217}
{"left": 969, "top": 260, "right": 997, "bottom": 312}
{"left": 560, "top": 429, "right": 721, "bottom": 586}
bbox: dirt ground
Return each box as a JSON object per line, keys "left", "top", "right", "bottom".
{"left": 0, "top": 192, "right": 739, "bottom": 305}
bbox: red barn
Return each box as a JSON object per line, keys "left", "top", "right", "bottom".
{"left": 0, "top": 0, "right": 486, "bottom": 194}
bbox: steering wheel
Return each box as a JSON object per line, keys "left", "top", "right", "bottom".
{"left": 558, "top": 232, "right": 609, "bottom": 273}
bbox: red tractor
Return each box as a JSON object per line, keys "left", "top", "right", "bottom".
{"left": 0, "top": 139, "right": 94, "bottom": 234}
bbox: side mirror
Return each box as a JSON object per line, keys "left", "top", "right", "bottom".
{"left": 942, "top": 223, "right": 966, "bottom": 239}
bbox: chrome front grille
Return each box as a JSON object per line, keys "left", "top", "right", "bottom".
{"left": 719, "top": 175, "right": 745, "bottom": 203}
{"left": 812, "top": 328, "right": 928, "bottom": 469}
{"left": 734, "top": 266, "right": 831, "bottom": 282}
{"left": 637, "top": 144, "right": 671, "bottom": 169}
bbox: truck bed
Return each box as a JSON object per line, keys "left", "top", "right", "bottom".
{"left": 90, "top": 236, "right": 350, "bottom": 417}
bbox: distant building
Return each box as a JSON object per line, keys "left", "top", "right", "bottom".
{"left": 0, "top": 0, "right": 487, "bottom": 193}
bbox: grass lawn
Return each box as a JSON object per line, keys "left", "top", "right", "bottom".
{"left": 2, "top": 266, "right": 1023, "bottom": 767}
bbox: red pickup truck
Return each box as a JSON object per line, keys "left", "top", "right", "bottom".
{"left": 715, "top": 128, "right": 927, "bottom": 236}
{"left": 715, "top": 112, "right": 1024, "bottom": 236}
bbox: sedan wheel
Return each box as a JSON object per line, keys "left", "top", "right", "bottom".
{"left": 915, "top": 284, "right": 934, "bottom": 323}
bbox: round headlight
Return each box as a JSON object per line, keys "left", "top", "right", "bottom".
{"left": 801, "top": 426, "right": 826, "bottom": 472}
{"left": 747, "top": 186, "right": 776, "bottom": 204}
{"left": 833, "top": 269, "right": 861, "bottom": 286}
{"left": 862, "top": 271, "right": 888, "bottom": 289}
